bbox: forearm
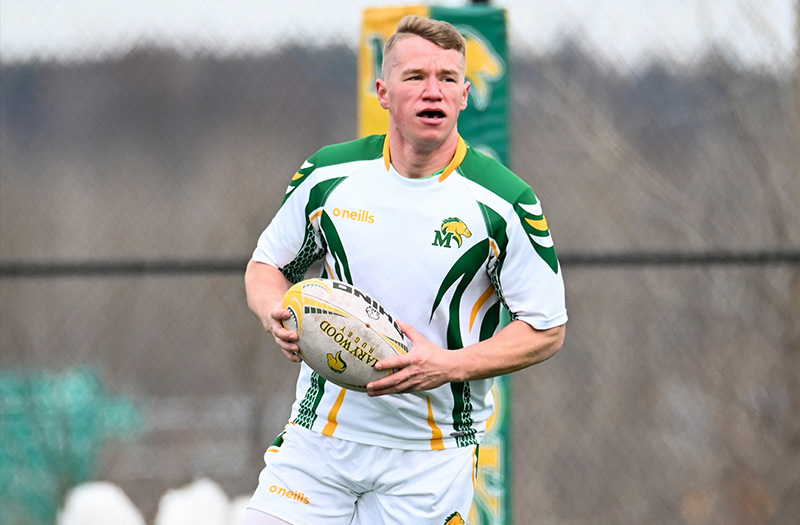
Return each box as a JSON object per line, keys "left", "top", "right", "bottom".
{"left": 369, "top": 319, "right": 565, "bottom": 395}
{"left": 452, "top": 321, "right": 565, "bottom": 382}
{"left": 244, "top": 259, "right": 292, "bottom": 329}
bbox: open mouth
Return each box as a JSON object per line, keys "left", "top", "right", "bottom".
{"left": 417, "top": 110, "right": 445, "bottom": 120}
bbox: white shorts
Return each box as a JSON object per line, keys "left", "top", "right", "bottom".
{"left": 247, "top": 424, "right": 476, "bottom": 524}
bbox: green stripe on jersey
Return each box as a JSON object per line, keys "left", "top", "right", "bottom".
{"left": 307, "top": 177, "right": 347, "bottom": 213}
{"left": 450, "top": 381, "right": 477, "bottom": 447}
{"left": 311, "top": 134, "right": 385, "bottom": 168}
{"left": 430, "top": 240, "right": 491, "bottom": 349}
{"left": 280, "top": 219, "right": 325, "bottom": 284}
{"left": 280, "top": 176, "right": 347, "bottom": 282}
{"left": 479, "top": 202, "right": 514, "bottom": 320}
{"left": 480, "top": 301, "right": 503, "bottom": 341}
{"left": 461, "top": 147, "right": 560, "bottom": 273}
{"left": 319, "top": 211, "right": 352, "bottom": 284}
{"left": 478, "top": 202, "right": 509, "bottom": 256}
{"left": 293, "top": 372, "right": 326, "bottom": 429}
{"left": 459, "top": 146, "right": 529, "bottom": 205}
{"left": 286, "top": 135, "right": 385, "bottom": 202}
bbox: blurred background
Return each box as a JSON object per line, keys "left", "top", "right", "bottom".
{"left": 1, "top": 0, "right": 798, "bottom": 524}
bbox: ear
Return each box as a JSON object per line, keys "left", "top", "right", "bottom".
{"left": 376, "top": 79, "right": 390, "bottom": 110}
{"left": 460, "top": 81, "right": 471, "bottom": 111}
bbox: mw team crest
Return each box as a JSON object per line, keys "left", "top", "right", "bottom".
{"left": 432, "top": 218, "right": 471, "bottom": 248}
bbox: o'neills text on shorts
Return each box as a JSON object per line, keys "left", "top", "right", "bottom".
{"left": 270, "top": 485, "right": 310, "bottom": 504}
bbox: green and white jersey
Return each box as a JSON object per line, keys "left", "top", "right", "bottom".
{"left": 253, "top": 134, "right": 567, "bottom": 450}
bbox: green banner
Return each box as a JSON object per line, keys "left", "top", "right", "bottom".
{"left": 429, "top": 6, "right": 509, "bottom": 166}
{"left": 360, "top": 6, "right": 512, "bottom": 524}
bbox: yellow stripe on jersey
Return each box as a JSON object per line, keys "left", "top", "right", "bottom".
{"left": 525, "top": 216, "right": 548, "bottom": 232}
{"left": 322, "top": 388, "right": 347, "bottom": 436}
{"left": 381, "top": 134, "right": 468, "bottom": 181}
{"left": 325, "top": 261, "right": 336, "bottom": 280}
{"left": 426, "top": 396, "right": 445, "bottom": 450}
{"left": 438, "top": 136, "right": 468, "bottom": 182}
{"left": 382, "top": 134, "right": 391, "bottom": 171}
{"left": 489, "top": 239, "right": 499, "bottom": 257}
{"left": 470, "top": 285, "right": 496, "bottom": 332}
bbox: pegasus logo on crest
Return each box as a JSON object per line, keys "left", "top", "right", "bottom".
{"left": 432, "top": 218, "right": 472, "bottom": 248}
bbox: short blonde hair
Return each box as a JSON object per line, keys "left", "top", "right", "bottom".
{"left": 381, "top": 15, "right": 466, "bottom": 78}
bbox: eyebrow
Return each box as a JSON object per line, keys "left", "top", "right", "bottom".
{"left": 401, "top": 67, "right": 461, "bottom": 77}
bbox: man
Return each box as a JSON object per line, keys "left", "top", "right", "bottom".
{"left": 243, "top": 15, "right": 567, "bottom": 525}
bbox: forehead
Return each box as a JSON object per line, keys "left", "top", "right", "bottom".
{"left": 388, "top": 35, "right": 465, "bottom": 74}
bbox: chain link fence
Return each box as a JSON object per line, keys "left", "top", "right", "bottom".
{"left": 1, "top": 1, "right": 798, "bottom": 523}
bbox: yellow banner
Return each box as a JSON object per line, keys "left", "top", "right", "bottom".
{"left": 358, "top": 5, "right": 429, "bottom": 138}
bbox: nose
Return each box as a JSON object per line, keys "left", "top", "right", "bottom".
{"left": 422, "top": 77, "right": 443, "bottom": 99}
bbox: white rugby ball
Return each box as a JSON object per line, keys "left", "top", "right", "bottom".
{"left": 281, "top": 278, "right": 409, "bottom": 391}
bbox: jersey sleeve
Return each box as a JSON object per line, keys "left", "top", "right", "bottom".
{"left": 252, "top": 155, "right": 325, "bottom": 283}
{"left": 495, "top": 186, "right": 567, "bottom": 330}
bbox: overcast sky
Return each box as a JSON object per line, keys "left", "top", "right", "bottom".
{"left": 1, "top": 0, "right": 795, "bottom": 67}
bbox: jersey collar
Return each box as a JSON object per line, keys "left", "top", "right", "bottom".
{"left": 382, "top": 134, "right": 468, "bottom": 182}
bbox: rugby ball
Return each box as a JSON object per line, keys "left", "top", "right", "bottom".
{"left": 281, "top": 278, "right": 409, "bottom": 391}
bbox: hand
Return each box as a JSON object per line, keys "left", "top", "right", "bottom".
{"left": 267, "top": 307, "right": 303, "bottom": 363}
{"left": 366, "top": 320, "right": 456, "bottom": 396}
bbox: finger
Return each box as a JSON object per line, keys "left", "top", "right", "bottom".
{"left": 367, "top": 368, "right": 409, "bottom": 394}
{"left": 396, "top": 320, "right": 418, "bottom": 342}
{"left": 269, "top": 314, "right": 298, "bottom": 338}
{"left": 281, "top": 348, "right": 303, "bottom": 363}
{"left": 368, "top": 379, "right": 414, "bottom": 397}
{"left": 272, "top": 325, "right": 298, "bottom": 343}
{"left": 277, "top": 338, "right": 302, "bottom": 361}
{"left": 374, "top": 355, "right": 407, "bottom": 371}
{"left": 366, "top": 381, "right": 400, "bottom": 396}
{"left": 271, "top": 308, "right": 292, "bottom": 320}
{"left": 275, "top": 336, "right": 298, "bottom": 350}
{"left": 366, "top": 375, "right": 394, "bottom": 394}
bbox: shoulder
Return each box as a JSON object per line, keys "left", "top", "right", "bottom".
{"left": 308, "top": 135, "right": 385, "bottom": 170}
{"left": 285, "top": 135, "right": 385, "bottom": 202}
{"left": 458, "top": 145, "right": 535, "bottom": 206}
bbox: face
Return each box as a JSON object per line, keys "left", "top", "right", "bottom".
{"left": 377, "top": 35, "right": 470, "bottom": 151}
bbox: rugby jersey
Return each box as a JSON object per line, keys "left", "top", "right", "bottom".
{"left": 252, "top": 134, "right": 567, "bottom": 450}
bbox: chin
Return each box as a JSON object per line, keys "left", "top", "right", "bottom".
{"left": 416, "top": 123, "right": 452, "bottom": 139}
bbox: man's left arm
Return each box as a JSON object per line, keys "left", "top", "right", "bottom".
{"left": 366, "top": 319, "right": 565, "bottom": 396}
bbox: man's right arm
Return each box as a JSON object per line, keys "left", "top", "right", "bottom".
{"left": 244, "top": 259, "right": 301, "bottom": 362}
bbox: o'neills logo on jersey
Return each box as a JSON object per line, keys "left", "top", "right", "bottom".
{"left": 432, "top": 218, "right": 472, "bottom": 248}
{"left": 269, "top": 484, "right": 310, "bottom": 504}
{"left": 333, "top": 208, "right": 375, "bottom": 223}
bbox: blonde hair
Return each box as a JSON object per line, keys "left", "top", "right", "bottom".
{"left": 381, "top": 15, "right": 466, "bottom": 78}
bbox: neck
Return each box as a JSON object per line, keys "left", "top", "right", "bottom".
{"left": 387, "top": 130, "right": 460, "bottom": 179}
